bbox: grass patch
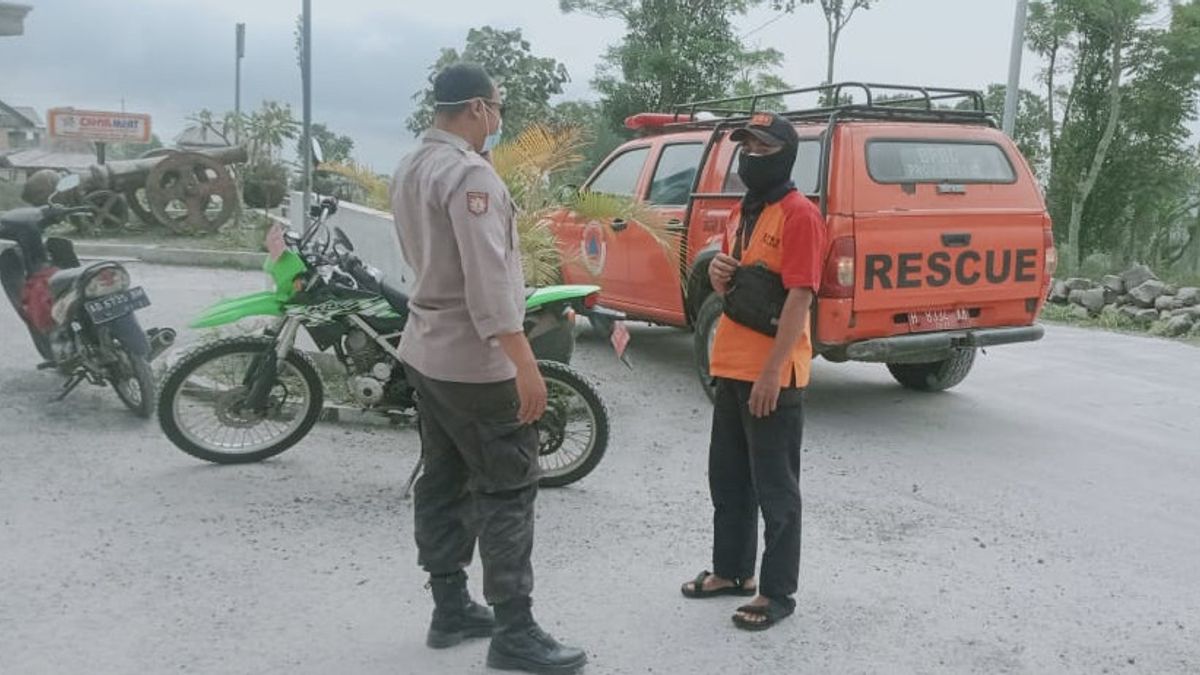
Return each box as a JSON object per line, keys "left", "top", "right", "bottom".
{"left": 1041, "top": 303, "right": 1200, "bottom": 346}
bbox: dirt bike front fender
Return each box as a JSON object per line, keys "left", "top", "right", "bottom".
{"left": 191, "top": 291, "right": 285, "bottom": 329}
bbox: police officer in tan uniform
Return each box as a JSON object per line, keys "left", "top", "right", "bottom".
{"left": 390, "top": 62, "right": 586, "bottom": 673}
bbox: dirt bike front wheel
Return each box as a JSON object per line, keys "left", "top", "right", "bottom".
{"left": 158, "top": 337, "right": 324, "bottom": 464}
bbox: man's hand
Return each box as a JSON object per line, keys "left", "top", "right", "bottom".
{"left": 496, "top": 332, "right": 547, "bottom": 424}
{"left": 749, "top": 368, "right": 783, "bottom": 419}
{"left": 709, "top": 253, "right": 739, "bottom": 295}
{"left": 515, "top": 361, "right": 548, "bottom": 424}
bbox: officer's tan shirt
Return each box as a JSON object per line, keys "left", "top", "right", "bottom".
{"left": 390, "top": 128, "right": 525, "bottom": 383}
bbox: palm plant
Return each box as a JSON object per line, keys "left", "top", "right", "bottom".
{"left": 326, "top": 123, "right": 675, "bottom": 287}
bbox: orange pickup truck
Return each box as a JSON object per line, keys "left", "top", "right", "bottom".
{"left": 550, "top": 83, "right": 1054, "bottom": 397}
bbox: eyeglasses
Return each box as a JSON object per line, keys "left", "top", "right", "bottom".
{"left": 482, "top": 99, "right": 507, "bottom": 116}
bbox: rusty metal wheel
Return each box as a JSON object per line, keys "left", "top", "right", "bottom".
{"left": 124, "top": 186, "right": 161, "bottom": 229}
{"left": 69, "top": 190, "right": 130, "bottom": 233}
{"left": 146, "top": 152, "right": 238, "bottom": 234}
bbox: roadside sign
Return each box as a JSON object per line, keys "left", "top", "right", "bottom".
{"left": 47, "top": 108, "right": 152, "bottom": 143}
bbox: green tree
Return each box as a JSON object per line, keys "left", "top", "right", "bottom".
{"left": 245, "top": 101, "right": 300, "bottom": 164}
{"left": 561, "top": 0, "right": 783, "bottom": 129}
{"left": 299, "top": 123, "right": 354, "bottom": 165}
{"left": 774, "top": 1, "right": 883, "bottom": 87}
{"left": 406, "top": 26, "right": 570, "bottom": 139}
{"left": 967, "top": 84, "right": 1050, "bottom": 178}
{"left": 1028, "top": 0, "right": 1200, "bottom": 272}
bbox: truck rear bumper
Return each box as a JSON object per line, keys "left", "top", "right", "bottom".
{"left": 843, "top": 324, "right": 1045, "bottom": 363}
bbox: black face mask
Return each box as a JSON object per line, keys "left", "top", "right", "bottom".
{"left": 737, "top": 145, "right": 797, "bottom": 196}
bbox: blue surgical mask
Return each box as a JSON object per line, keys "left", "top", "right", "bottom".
{"left": 433, "top": 96, "right": 503, "bottom": 153}
{"left": 482, "top": 105, "right": 503, "bottom": 153}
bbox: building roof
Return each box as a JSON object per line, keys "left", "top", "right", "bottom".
{"left": 1, "top": 147, "right": 96, "bottom": 170}
{"left": 0, "top": 99, "right": 39, "bottom": 129}
{"left": 0, "top": 3, "right": 33, "bottom": 37}
{"left": 175, "top": 125, "right": 233, "bottom": 148}
{"left": 13, "top": 106, "right": 42, "bottom": 127}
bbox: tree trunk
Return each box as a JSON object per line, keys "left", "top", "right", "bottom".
{"left": 825, "top": 26, "right": 837, "bottom": 85}
{"left": 1065, "top": 30, "right": 1125, "bottom": 272}
{"left": 1046, "top": 36, "right": 1059, "bottom": 179}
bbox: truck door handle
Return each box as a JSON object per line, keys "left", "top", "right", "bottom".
{"left": 665, "top": 218, "right": 686, "bottom": 233}
{"left": 610, "top": 218, "right": 628, "bottom": 233}
{"left": 941, "top": 232, "right": 971, "bottom": 247}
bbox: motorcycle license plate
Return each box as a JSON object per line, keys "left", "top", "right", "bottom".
{"left": 84, "top": 287, "right": 151, "bottom": 324}
{"left": 908, "top": 307, "right": 972, "bottom": 333}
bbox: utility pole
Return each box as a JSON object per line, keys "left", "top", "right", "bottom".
{"left": 235, "top": 23, "right": 245, "bottom": 144}
{"left": 1003, "top": 0, "right": 1029, "bottom": 137}
{"left": 300, "top": 1, "right": 313, "bottom": 220}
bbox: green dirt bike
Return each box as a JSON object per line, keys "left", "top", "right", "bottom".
{"left": 157, "top": 197, "right": 627, "bottom": 488}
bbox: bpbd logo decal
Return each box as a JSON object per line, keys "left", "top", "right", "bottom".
{"left": 581, "top": 221, "right": 607, "bottom": 276}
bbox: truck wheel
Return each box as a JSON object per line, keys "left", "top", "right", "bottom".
{"left": 886, "top": 348, "right": 976, "bottom": 392}
{"left": 692, "top": 294, "right": 723, "bottom": 402}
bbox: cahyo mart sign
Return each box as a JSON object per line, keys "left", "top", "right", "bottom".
{"left": 47, "top": 108, "right": 152, "bottom": 143}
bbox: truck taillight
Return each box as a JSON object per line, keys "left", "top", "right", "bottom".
{"left": 821, "top": 236, "right": 855, "bottom": 298}
{"left": 1044, "top": 229, "right": 1057, "bottom": 278}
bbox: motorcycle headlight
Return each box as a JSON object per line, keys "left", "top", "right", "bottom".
{"left": 84, "top": 267, "right": 131, "bottom": 298}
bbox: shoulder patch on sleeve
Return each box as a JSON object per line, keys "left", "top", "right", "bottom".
{"left": 466, "top": 191, "right": 489, "bottom": 216}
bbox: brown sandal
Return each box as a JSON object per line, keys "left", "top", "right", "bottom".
{"left": 680, "top": 570, "right": 756, "bottom": 599}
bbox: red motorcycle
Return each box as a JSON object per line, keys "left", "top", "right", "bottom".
{"left": 0, "top": 174, "right": 174, "bottom": 417}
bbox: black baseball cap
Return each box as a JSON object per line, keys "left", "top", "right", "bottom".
{"left": 730, "top": 112, "right": 799, "bottom": 148}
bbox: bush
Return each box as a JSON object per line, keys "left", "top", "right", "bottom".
{"left": 1079, "top": 252, "right": 1117, "bottom": 279}
{"left": 242, "top": 162, "right": 289, "bottom": 209}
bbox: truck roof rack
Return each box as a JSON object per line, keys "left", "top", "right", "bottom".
{"left": 639, "top": 82, "right": 997, "bottom": 132}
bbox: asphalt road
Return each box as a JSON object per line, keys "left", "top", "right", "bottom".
{"left": 1, "top": 262, "right": 1197, "bottom": 674}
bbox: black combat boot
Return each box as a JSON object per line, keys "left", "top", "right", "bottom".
{"left": 425, "top": 571, "right": 495, "bottom": 649}
{"left": 486, "top": 597, "right": 587, "bottom": 673}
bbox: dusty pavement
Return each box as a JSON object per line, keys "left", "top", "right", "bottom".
{"left": 1, "top": 262, "right": 1198, "bottom": 675}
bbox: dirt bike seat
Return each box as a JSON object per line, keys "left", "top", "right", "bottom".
{"left": 379, "top": 278, "right": 409, "bottom": 315}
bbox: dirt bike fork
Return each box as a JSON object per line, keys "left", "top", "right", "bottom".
{"left": 244, "top": 317, "right": 301, "bottom": 410}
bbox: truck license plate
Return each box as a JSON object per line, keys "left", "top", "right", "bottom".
{"left": 84, "top": 287, "right": 151, "bottom": 324}
{"left": 908, "top": 307, "right": 972, "bottom": 333}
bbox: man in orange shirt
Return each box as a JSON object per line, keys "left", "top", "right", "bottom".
{"left": 680, "top": 112, "right": 826, "bottom": 631}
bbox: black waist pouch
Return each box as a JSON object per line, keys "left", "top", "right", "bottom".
{"left": 723, "top": 262, "right": 787, "bottom": 337}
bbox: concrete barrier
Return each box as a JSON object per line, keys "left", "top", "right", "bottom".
{"left": 287, "top": 192, "right": 412, "bottom": 293}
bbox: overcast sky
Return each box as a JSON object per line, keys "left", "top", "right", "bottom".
{"left": 1, "top": 1, "right": 1175, "bottom": 170}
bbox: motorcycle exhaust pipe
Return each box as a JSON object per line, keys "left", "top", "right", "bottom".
{"left": 146, "top": 327, "right": 177, "bottom": 361}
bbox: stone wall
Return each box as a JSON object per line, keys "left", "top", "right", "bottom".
{"left": 1047, "top": 264, "right": 1200, "bottom": 338}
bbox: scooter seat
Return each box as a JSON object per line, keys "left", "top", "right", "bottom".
{"left": 48, "top": 266, "right": 86, "bottom": 298}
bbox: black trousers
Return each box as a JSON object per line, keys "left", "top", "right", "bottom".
{"left": 709, "top": 377, "right": 804, "bottom": 603}
{"left": 404, "top": 364, "right": 540, "bottom": 606}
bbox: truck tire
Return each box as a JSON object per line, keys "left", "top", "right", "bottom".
{"left": 692, "top": 293, "right": 723, "bottom": 402}
{"left": 886, "top": 348, "right": 976, "bottom": 392}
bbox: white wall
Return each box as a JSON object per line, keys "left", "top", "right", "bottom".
{"left": 287, "top": 191, "right": 412, "bottom": 293}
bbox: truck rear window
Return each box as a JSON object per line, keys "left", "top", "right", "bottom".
{"left": 724, "top": 140, "right": 821, "bottom": 195}
{"left": 866, "top": 140, "right": 1015, "bottom": 184}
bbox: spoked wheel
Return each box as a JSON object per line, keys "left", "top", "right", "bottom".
{"left": 109, "top": 347, "right": 156, "bottom": 418}
{"left": 158, "top": 337, "right": 324, "bottom": 463}
{"left": 534, "top": 360, "right": 609, "bottom": 487}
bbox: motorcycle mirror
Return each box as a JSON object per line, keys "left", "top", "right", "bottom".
{"left": 332, "top": 226, "right": 354, "bottom": 252}
{"left": 311, "top": 138, "right": 324, "bottom": 166}
{"left": 55, "top": 174, "right": 81, "bottom": 192}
